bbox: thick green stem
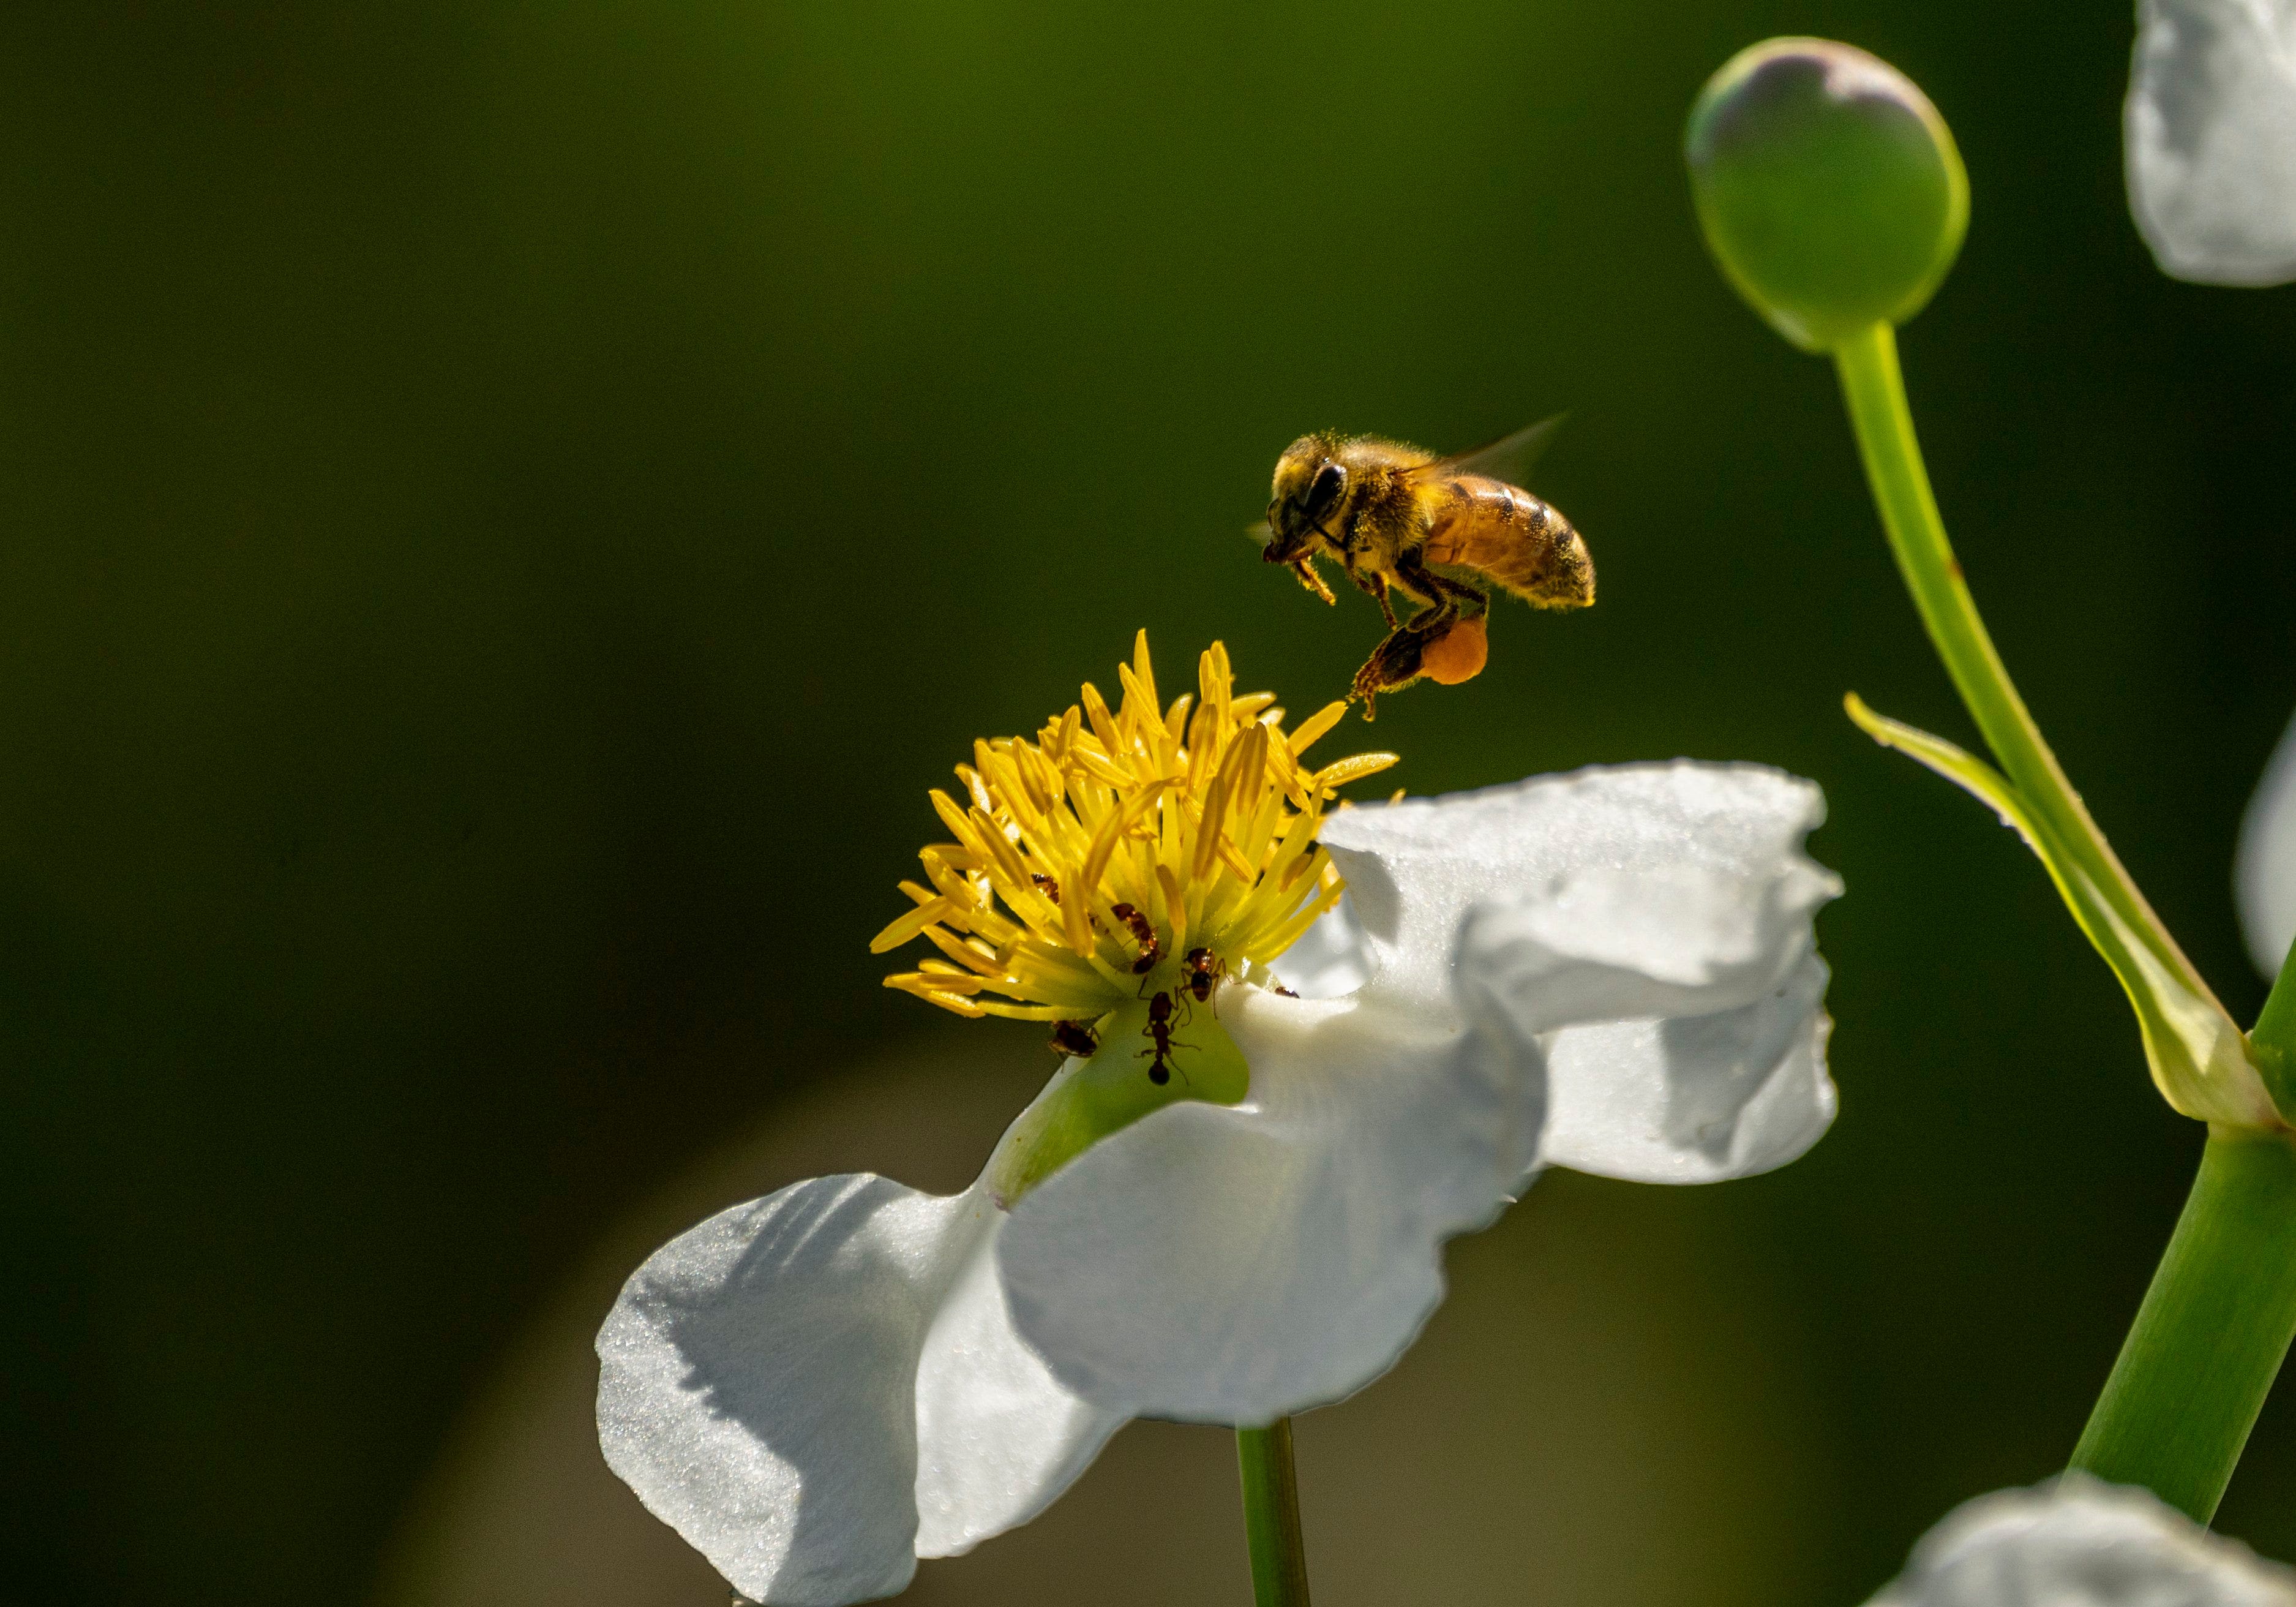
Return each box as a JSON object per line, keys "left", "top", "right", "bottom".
{"left": 1829, "top": 322, "right": 2221, "bottom": 1016}
{"left": 1235, "top": 1420, "right": 1311, "bottom": 1607}
{"left": 2070, "top": 1129, "right": 2296, "bottom": 1520}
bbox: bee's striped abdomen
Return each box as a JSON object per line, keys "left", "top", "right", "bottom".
{"left": 1420, "top": 476, "right": 1594, "bottom": 609}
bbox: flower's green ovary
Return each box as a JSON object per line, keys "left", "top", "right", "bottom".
{"left": 1833, "top": 323, "right": 2270, "bottom": 1124}
{"left": 2071, "top": 1128, "right": 2296, "bottom": 1522}
{"left": 986, "top": 997, "right": 1250, "bottom": 1205}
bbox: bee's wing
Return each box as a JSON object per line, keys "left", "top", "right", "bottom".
{"left": 1404, "top": 412, "right": 1568, "bottom": 487}
{"left": 1245, "top": 519, "right": 1274, "bottom": 548}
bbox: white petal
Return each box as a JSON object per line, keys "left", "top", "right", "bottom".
{"left": 1323, "top": 763, "right": 1839, "bottom": 1184}
{"left": 595, "top": 1176, "right": 964, "bottom": 1604}
{"left": 1318, "top": 761, "right": 1836, "bottom": 1017}
{"left": 596, "top": 1173, "right": 1117, "bottom": 1605}
{"left": 1457, "top": 864, "right": 1834, "bottom": 1034}
{"left": 995, "top": 981, "right": 1545, "bottom": 1424}
{"left": 1454, "top": 864, "right": 1837, "bottom": 1183}
{"left": 912, "top": 1225, "right": 1125, "bottom": 1557}
{"left": 1269, "top": 896, "right": 1375, "bottom": 999}
{"left": 2128, "top": 0, "right": 2296, "bottom": 285}
{"left": 2237, "top": 705, "right": 2296, "bottom": 977}
{"left": 1869, "top": 1475, "right": 2296, "bottom": 1607}
{"left": 1541, "top": 955, "right": 1836, "bottom": 1182}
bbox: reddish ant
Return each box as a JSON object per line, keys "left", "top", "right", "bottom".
{"left": 1177, "top": 946, "right": 1226, "bottom": 1010}
{"left": 1109, "top": 901, "right": 1162, "bottom": 974}
{"left": 1139, "top": 990, "right": 1190, "bottom": 1085}
{"left": 1047, "top": 1019, "right": 1098, "bottom": 1059}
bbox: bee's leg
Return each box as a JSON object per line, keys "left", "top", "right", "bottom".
{"left": 1354, "top": 573, "right": 1401, "bottom": 630}
{"left": 1290, "top": 557, "right": 1337, "bottom": 606}
{"left": 1350, "top": 626, "right": 1432, "bottom": 713}
{"left": 1382, "top": 559, "right": 1453, "bottom": 633}
{"left": 1390, "top": 554, "right": 1484, "bottom": 631}
{"left": 1340, "top": 557, "right": 1401, "bottom": 628}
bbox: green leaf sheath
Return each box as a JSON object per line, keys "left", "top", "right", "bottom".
{"left": 1842, "top": 696, "right": 2271, "bottom": 1126}
{"left": 1829, "top": 323, "right": 2217, "bottom": 1014}
{"left": 1235, "top": 1421, "right": 1312, "bottom": 1607}
{"left": 2070, "top": 1129, "right": 2296, "bottom": 1522}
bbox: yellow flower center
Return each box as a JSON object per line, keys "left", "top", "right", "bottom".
{"left": 871, "top": 632, "right": 1396, "bottom": 1024}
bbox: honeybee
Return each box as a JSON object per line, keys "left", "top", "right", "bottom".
{"left": 1252, "top": 416, "right": 1594, "bottom": 713}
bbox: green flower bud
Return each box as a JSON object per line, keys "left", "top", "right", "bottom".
{"left": 1686, "top": 38, "right": 1968, "bottom": 353}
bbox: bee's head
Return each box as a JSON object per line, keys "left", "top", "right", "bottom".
{"left": 1264, "top": 437, "right": 1349, "bottom": 563}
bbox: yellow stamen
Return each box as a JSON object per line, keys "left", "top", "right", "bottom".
{"left": 1288, "top": 700, "right": 1350, "bottom": 758}
{"left": 1081, "top": 682, "right": 1122, "bottom": 755}
{"left": 874, "top": 634, "right": 1391, "bottom": 1020}
{"left": 1311, "top": 751, "right": 1401, "bottom": 794}
{"left": 870, "top": 898, "right": 959, "bottom": 954}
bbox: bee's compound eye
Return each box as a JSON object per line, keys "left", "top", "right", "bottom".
{"left": 1302, "top": 463, "right": 1345, "bottom": 521}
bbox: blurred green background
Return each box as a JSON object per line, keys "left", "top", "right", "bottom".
{"left": 4, "top": 2, "right": 2293, "bottom": 1603}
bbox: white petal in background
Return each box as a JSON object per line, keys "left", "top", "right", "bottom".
{"left": 596, "top": 1173, "right": 1119, "bottom": 1606}
{"left": 996, "top": 982, "right": 1547, "bottom": 1426}
{"left": 1867, "top": 1476, "right": 2296, "bottom": 1607}
{"left": 2238, "top": 706, "right": 2296, "bottom": 978}
{"left": 2128, "top": 0, "right": 2296, "bottom": 285}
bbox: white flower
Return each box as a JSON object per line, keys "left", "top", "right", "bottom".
{"left": 2238, "top": 705, "right": 2296, "bottom": 977}
{"left": 1867, "top": 1475, "right": 2296, "bottom": 1606}
{"left": 595, "top": 638, "right": 1840, "bottom": 1606}
{"left": 2127, "top": 0, "right": 2296, "bottom": 285}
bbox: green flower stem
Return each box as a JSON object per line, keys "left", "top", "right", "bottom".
{"left": 1829, "top": 322, "right": 2221, "bottom": 1017}
{"left": 2070, "top": 1127, "right": 2296, "bottom": 1521}
{"left": 1235, "top": 1420, "right": 1312, "bottom": 1607}
{"left": 2249, "top": 937, "right": 2296, "bottom": 1099}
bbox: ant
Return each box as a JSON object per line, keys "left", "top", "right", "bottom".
{"left": 1177, "top": 946, "right": 1226, "bottom": 1010}
{"left": 1139, "top": 990, "right": 1190, "bottom": 1085}
{"left": 1109, "top": 901, "right": 1162, "bottom": 974}
{"left": 1047, "top": 1019, "right": 1098, "bottom": 1059}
